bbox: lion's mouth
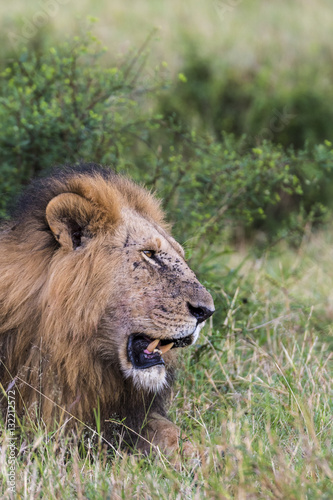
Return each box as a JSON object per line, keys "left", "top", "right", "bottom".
{"left": 127, "top": 333, "right": 194, "bottom": 370}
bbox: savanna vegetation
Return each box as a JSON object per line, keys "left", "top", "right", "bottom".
{"left": 0, "top": 1, "right": 332, "bottom": 498}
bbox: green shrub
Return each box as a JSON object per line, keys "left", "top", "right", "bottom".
{"left": 144, "top": 129, "right": 332, "bottom": 246}
{"left": 0, "top": 30, "right": 331, "bottom": 246}
{"left": 0, "top": 29, "right": 162, "bottom": 217}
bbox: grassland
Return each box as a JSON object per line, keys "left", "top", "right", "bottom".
{"left": 0, "top": 0, "right": 332, "bottom": 498}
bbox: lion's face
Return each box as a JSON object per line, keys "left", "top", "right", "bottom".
{"left": 95, "top": 208, "right": 214, "bottom": 392}
{"left": 42, "top": 172, "right": 214, "bottom": 394}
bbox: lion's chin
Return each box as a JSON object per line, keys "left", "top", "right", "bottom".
{"left": 127, "top": 365, "right": 168, "bottom": 393}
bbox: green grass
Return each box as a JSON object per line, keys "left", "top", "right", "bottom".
{"left": 1, "top": 228, "right": 332, "bottom": 499}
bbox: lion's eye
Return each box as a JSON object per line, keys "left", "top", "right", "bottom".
{"left": 142, "top": 250, "right": 155, "bottom": 259}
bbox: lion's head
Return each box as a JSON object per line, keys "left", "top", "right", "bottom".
{"left": 0, "top": 165, "right": 214, "bottom": 445}
{"left": 100, "top": 202, "right": 214, "bottom": 393}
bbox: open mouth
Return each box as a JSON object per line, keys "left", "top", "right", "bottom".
{"left": 127, "top": 333, "right": 194, "bottom": 370}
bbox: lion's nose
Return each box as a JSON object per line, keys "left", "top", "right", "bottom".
{"left": 187, "top": 302, "right": 215, "bottom": 324}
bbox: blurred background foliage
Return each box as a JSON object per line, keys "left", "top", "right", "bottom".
{"left": 1, "top": 3, "right": 333, "bottom": 244}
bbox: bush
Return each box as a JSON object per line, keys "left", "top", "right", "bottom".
{"left": 0, "top": 29, "right": 163, "bottom": 217}
{"left": 148, "top": 132, "right": 332, "bottom": 246}
{"left": 0, "top": 30, "right": 331, "bottom": 246}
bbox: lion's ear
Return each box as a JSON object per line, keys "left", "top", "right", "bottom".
{"left": 46, "top": 193, "right": 96, "bottom": 250}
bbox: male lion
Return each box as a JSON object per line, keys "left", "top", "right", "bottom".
{"left": 0, "top": 165, "right": 214, "bottom": 456}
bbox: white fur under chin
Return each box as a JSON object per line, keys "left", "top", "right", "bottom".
{"left": 126, "top": 365, "right": 168, "bottom": 393}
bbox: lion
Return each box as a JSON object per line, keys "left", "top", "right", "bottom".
{"left": 0, "top": 164, "right": 214, "bottom": 456}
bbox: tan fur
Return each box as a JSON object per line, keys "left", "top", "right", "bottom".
{"left": 0, "top": 165, "right": 214, "bottom": 455}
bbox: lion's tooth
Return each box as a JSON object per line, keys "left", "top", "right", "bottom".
{"left": 146, "top": 339, "right": 159, "bottom": 353}
{"left": 159, "top": 342, "right": 174, "bottom": 354}
{"left": 153, "top": 348, "right": 162, "bottom": 355}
